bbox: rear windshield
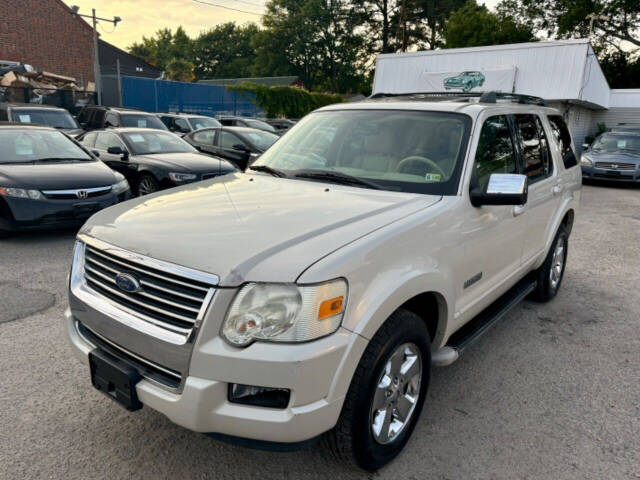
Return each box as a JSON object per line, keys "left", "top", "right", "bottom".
{"left": 245, "top": 119, "right": 277, "bottom": 133}
{"left": 0, "top": 129, "right": 92, "bottom": 163}
{"left": 122, "top": 131, "right": 196, "bottom": 155}
{"left": 189, "top": 117, "right": 221, "bottom": 130}
{"left": 12, "top": 108, "right": 79, "bottom": 129}
{"left": 120, "top": 114, "right": 168, "bottom": 130}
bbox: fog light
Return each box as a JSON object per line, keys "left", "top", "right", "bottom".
{"left": 228, "top": 384, "right": 291, "bottom": 409}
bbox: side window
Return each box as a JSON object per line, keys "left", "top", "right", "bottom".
{"left": 219, "top": 131, "right": 244, "bottom": 149}
{"left": 548, "top": 115, "right": 577, "bottom": 169}
{"left": 104, "top": 112, "right": 118, "bottom": 127}
{"left": 174, "top": 118, "right": 190, "bottom": 133}
{"left": 95, "top": 133, "right": 124, "bottom": 151}
{"left": 81, "top": 132, "right": 97, "bottom": 148}
{"left": 474, "top": 115, "right": 517, "bottom": 190}
{"left": 160, "top": 116, "right": 172, "bottom": 128}
{"left": 193, "top": 130, "right": 215, "bottom": 145}
{"left": 514, "top": 114, "right": 552, "bottom": 184}
{"left": 92, "top": 110, "right": 106, "bottom": 128}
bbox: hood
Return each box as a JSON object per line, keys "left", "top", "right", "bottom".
{"left": 0, "top": 160, "right": 118, "bottom": 189}
{"left": 586, "top": 150, "right": 640, "bottom": 162}
{"left": 81, "top": 173, "right": 440, "bottom": 285}
{"left": 136, "top": 152, "right": 234, "bottom": 172}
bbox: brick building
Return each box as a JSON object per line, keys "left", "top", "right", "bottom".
{"left": 0, "top": 0, "right": 94, "bottom": 86}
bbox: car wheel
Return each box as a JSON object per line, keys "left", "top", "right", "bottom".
{"left": 325, "top": 309, "right": 431, "bottom": 471}
{"left": 530, "top": 225, "right": 569, "bottom": 302}
{"left": 136, "top": 174, "right": 160, "bottom": 197}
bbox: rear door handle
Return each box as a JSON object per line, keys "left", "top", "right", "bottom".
{"left": 513, "top": 205, "right": 526, "bottom": 217}
{"left": 552, "top": 184, "right": 563, "bottom": 196}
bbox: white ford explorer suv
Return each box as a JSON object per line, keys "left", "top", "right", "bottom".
{"left": 65, "top": 92, "right": 581, "bottom": 470}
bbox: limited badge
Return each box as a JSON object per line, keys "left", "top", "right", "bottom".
{"left": 425, "top": 173, "right": 442, "bottom": 182}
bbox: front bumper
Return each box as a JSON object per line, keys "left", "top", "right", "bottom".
{"left": 581, "top": 165, "right": 640, "bottom": 182}
{"left": 65, "top": 304, "right": 367, "bottom": 443}
{"left": 0, "top": 191, "right": 131, "bottom": 231}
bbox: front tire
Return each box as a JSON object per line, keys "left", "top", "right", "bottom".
{"left": 325, "top": 309, "right": 431, "bottom": 471}
{"left": 531, "top": 225, "right": 569, "bottom": 302}
{"left": 136, "top": 174, "right": 160, "bottom": 197}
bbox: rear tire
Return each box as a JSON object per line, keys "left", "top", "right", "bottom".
{"left": 325, "top": 309, "right": 431, "bottom": 471}
{"left": 530, "top": 225, "right": 568, "bottom": 302}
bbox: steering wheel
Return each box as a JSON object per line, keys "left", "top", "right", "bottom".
{"left": 395, "top": 156, "right": 446, "bottom": 178}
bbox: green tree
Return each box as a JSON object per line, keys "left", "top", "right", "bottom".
{"left": 165, "top": 58, "right": 196, "bottom": 82}
{"left": 443, "top": 0, "right": 536, "bottom": 49}
{"left": 128, "top": 26, "right": 194, "bottom": 72}
{"left": 193, "top": 23, "right": 261, "bottom": 79}
{"left": 599, "top": 51, "right": 640, "bottom": 88}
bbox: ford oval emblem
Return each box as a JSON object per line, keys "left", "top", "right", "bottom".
{"left": 115, "top": 273, "right": 142, "bottom": 293}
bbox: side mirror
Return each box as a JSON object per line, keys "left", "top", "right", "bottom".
{"left": 91, "top": 149, "right": 100, "bottom": 158}
{"left": 107, "top": 146, "right": 129, "bottom": 160}
{"left": 233, "top": 143, "right": 249, "bottom": 152}
{"left": 470, "top": 173, "right": 528, "bottom": 207}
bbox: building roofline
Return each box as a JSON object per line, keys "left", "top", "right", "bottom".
{"left": 98, "top": 39, "right": 163, "bottom": 73}
{"left": 52, "top": 0, "right": 95, "bottom": 34}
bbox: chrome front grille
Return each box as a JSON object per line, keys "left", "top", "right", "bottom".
{"left": 595, "top": 162, "right": 636, "bottom": 171}
{"left": 42, "top": 186, "right": 112, "bottom": 200}
{"left": 80, "top": 238, "right": 217, "bottom": 337}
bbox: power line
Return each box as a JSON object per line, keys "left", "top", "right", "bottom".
{"left": 192, "top": 0, "right": 263, "bottom": 16}
{"left": 227, "top": 0, "right": 266, "bottom": 8}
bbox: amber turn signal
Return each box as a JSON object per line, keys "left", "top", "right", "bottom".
{"left": 318, "top": 296, "right": 344, "bottom": 320}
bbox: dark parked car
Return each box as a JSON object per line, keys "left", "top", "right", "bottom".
{"left": 184, "top": 126, "right": 279, "bottom": 170}
{"left": 0, "top": 103, "right": 84, "bottom": 137}
{"left": 0, "top": 124, "right": 131, "bottom": 236}
{"left": 266, "top": 118, "right": 297, "bottom": 133}
{"left": 78, "top": 128, "right": 237, "bottom": 196}
{"left": 580, "top": 130, "right": 640, "bottom": 183}
{"left": 77, "top": 106, "right": 168, "bottom": 133}
{"left": 218, "top": 116, "right": 279, "bottom": 134}
{"left": 157, "top": 113, "right": 222, "bottom": 136}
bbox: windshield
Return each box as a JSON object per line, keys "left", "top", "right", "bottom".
{"left": 12, "top": 108, "right": 79, "bottom": 129}
{"left": 245, "top": 119, "right": 277, "bottom": 133}
{"left": 122, "top": 131, "right": 197, "bottom": 155}
{"left": 243, "top": 130, "right": 279, "bottom": 151}
{"left": 189, "top": 116, "right": 221, "bottom": 130}
{"left": 120, "top": 114, "right": 168, "bottom": 130}
{"left": 0, "top": 129, "right": 92, "bottom": 163}
{"left": 592, "top": 133, "right": 640, "bottom": 154}
{"left": 252, "top": 110, "right": 471, "bottom": 195}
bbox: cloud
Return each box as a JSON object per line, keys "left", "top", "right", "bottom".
{"left": 62, "top": 0, "right": 265, "bottom": 49}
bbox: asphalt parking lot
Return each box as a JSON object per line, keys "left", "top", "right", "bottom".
{"left": 1, "top": 183, "right": 639, "bottom": 480}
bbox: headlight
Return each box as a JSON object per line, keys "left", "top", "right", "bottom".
{"left": 169, "top": 172, "right": 197, "bottom": 182}
{"left": 0, "top": 187, "right": 44, "bottom": 200}
{"left": 111, "top": 178, "right": 129, "bottom": 194}
{"left": 580, "top": 156, "right": 592, "bottom": 167}
{"left": 222, "top": 279, "right": 347, "bottom": 347}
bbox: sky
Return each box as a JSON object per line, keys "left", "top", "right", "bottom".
{"left": 63, "top": 0, "right": 500, "bottom": 50}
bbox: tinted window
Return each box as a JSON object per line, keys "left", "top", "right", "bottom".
{"left": 189, "top": 117, "right": 221, "bottom": 130}
{"left": 104, "top": 112, "right": 119, "bottom": 127}
{"left": 95, "top": 132, "right": 125, "bottom": 151}
{"left": 80, "top": 132, "right": 97, "bottom": 148}
{"left": 219, "top": 131, "right": 244, "bottom": 149}
{"left": 253, "top": 110, "right": 471, "bottom": 195}
{"left": 91, "top": 110, "right": 106, "bottom": 128}
{"left": 11, "top": 108, "right": 78, "bottom": 129}
{"left": 120, "top": 114, "right": 168, "bottom": 130}
{"left": 121, "top": 131, "right": 196, "bottom": 155}
{"left": 244, "top": 119, "right": 277, "bottom": 133}
{"left": 474, "top": 115, "right": 517, "bottom": 190}
{"left": 192, "top": 130, "right": 216, "bottom": 145}
{"left": 514, "top": 114, "right": 552, "bottom": 183}
{"left": 0, "top": 129, "right": 92, "bottom": 163}
{"left": 219, "top": 119, "right": 233, "bottom": 126}
{"left": 174, "top": 117, "right": 191, "bottom": 132}
{"left": 548, "top": 115, "right": 577, "bottom": 168}
{"left": 159, "top": 116, "right": 172, "bottom": 128}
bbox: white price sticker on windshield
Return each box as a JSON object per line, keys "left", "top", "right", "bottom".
{"left": 425, "top": 173, "right": 441, "bottom": 182}
{"left": 129, "top": 134, "right": 145, "bottom": 143}
{"left": 19, "top": 115, "right": 31, "bottom": 123}
{"left": 137, "top": 120, "right": 147, "bottom": 127}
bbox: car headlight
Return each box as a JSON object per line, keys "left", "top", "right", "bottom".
{"left": 0, "top": 187, "right": 44, "bottom": 200}
{"left": 222, "top": 279, "right": 348, "bottom": 347}
{"left": 169, "top": 172, "right": 197, "bottom": 182}
{"left": 111, "top": 178, "right": 130, "bottom": 194}
{"left": 580, "top": 156, "right": 593, "bottom": 167}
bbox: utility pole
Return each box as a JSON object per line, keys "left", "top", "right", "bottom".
{"left": 586, "top": 13, "right": 610, "bottom": 36}
{"left": 70, "top": 6, "right": 121, "bottom": 105}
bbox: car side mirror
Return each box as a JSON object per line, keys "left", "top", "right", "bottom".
{"left": 91, "top": 150, "right": 100, "bottom": 158}
{"left": 233, "top": 143, "right": 250, "bottom": 152}
{"left": 107, "top": 146, "right": 129, "bottom": 160}
{"left": 470, "top": 173, "right": 528, "bottom": 207}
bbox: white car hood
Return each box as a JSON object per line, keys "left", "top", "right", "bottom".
{"left": 81, "top": 173, "right": 441, "bottom": 285}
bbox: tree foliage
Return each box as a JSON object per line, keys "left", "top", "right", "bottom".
{"left": 443, "top": 0, "right": 536, "bottom": 49}
{"left": 230, "top": 82, "right": 344, "bottom": 118}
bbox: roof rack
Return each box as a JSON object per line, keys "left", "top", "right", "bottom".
{"left": 369, "top": 91, "right": 547, "bottom": 106}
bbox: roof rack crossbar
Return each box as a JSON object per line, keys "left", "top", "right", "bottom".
{"left": 369, "top": 91, "right": 547, "bottom": 106}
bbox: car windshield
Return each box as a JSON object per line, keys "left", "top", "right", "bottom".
{"left": 245, "top": 119, "right": 277, "bottom": 133}
{"left": 0, "top": 129, "right": 92, "bottom": 163}
{"left": 12, "top": 108, "right": 79, "bottom": 129}
{"left": 189, "top": 116, "right": 221, "bottom": 129}
{"left": 592, "top": 134, "right": 640, "bottom": 154}
{"left": 120, "top": 114, "right": 168, "bottom": 130}
{"left": 122, "top": 131, "right": 197, "bottom": 155}
{"left": 252, "top": 110, "right": 471, "bottom": 195}
{"left": 243, "top": 130, "right": 279, "bottom": 151}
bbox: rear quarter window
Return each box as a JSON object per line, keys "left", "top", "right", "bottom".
{"left": 548, "top": 115, "right": 578, "bottom": 169}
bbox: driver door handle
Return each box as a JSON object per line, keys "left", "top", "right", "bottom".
{"left": 513, "top": 205, "right": 526, "bottom": 217}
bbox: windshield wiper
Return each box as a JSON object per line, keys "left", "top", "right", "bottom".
{"left": 33, "top": 157, "right": 92, "bottom": 162}
{"left": 293, "top": 169, "right": 382, "bottom": 190}
{"left": 248, "top": 165, "right": 288, "bottom": 178}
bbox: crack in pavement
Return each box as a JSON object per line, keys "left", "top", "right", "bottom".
{"left": 0, "top": 282, "right": 56, "bottom": 324}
